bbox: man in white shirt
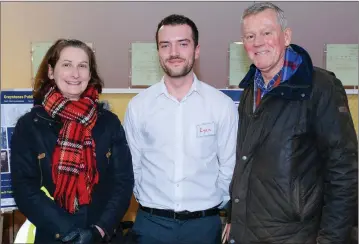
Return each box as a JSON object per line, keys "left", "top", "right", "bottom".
{"left": 124, "top": 14, "right": 238, "bottom": 244}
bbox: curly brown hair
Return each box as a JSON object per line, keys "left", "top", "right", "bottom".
{"left": 33, "top": 39, "right": 104, "bottom": 101}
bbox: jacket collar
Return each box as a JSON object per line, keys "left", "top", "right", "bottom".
{"left": 239, "top": 44, "right": 314, "bottom": 100}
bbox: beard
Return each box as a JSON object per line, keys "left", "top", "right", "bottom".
{"left": 160, "top": 54, "right": 195, "bottom": 78}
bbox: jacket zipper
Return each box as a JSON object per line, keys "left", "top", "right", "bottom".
{"left": 253, "top": 93, "right": 272, "bottom": 117}
{"left": 37, "top": 153, "right": 45, "bottom": 187}
{"left": 106, "top": 148, "right": 111, "bottom": 164}
{"left": 242, "top": 91, "right": 271, "bottom": 239}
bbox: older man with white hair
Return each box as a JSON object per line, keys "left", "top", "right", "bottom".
{"left": 224, "top": 2, "right": 358, "bottom": 244}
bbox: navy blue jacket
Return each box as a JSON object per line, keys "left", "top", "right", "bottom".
{"left": 10, "top": 102, "right": 134, "bottom": 243}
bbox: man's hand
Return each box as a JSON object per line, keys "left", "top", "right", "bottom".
{"left": 222, "top": 223, "right": 231, "bottom": 244}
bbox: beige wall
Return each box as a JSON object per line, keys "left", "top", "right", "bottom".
{"left": 1, "top": 1, "right": 358, "bottom": 89}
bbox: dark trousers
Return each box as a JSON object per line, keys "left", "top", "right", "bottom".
{"left": 130, "top": 208, "right": 222, "bottom": 244}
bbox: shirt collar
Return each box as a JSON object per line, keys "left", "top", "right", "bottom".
{"left": 156, "top": 73, "right": 201, "bottom": 98}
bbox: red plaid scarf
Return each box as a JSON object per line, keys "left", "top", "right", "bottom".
{"left": 43, "top": 86, "right": 99, "bottom": 214}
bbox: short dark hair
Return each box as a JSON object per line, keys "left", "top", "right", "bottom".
{"left": 155, "top": 14, "right": 199, "bottom": 50}
{"left": 33, "top": 39, "right": 104, "bottom": 101}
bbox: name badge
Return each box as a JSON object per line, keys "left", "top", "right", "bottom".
{"left": 197, "top": 122, "right": 215, "bottom": 137}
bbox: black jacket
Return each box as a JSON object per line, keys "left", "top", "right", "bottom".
{"left": 10, "top": 102, "right": 134, "bottom": 244}
{"left": 228, "top": 44, "right": 358, "bottom": 244}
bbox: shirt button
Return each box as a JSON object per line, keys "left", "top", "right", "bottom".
{"left": 176, "top": 184, "right": 179, "bottom": 187}
{"left": 242, "top": 156, "right": 247, "bottom": 160}
{"left": 301, "top": 93, "right": 305, "bottom": 97}
{"left": 55, "top": 233, "right": 60, "bottom": 239}
{"left": 229, "top": 239, "right": 235, "bottom": 243}
{"left": 234, "top": 198, "right": 240, "bottom": 203}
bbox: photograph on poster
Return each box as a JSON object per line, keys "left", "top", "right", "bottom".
{"left": 1, "top": 150, "right": 9, "bottom": 173}
{"left": 1, "top": 127, "right": 7, "bottom": 149}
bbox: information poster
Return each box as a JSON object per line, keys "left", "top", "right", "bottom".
{"left": 228, "top": 42, "right": 252, "bottom": 87}
{"left": 325, "top": 44, "right": 358, "bottom": 86}
{"left": 130, "top": 42, "right": 164, "bottom": 87}
{"left": 1, "top": 91, "right": 33, "bottom": 212}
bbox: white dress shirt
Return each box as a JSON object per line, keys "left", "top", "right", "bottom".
{"left": 124, "top": 74, "right": 238, "bottom": 212}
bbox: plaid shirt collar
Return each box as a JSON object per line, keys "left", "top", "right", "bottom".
{"left": 255, "top": 46, "right": 302, "bottom": 93}
{"left": 253, "top": 46, "right": 302, "bottom": 110}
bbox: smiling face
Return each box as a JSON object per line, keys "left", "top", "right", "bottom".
{"left": 157, "top": 24, "right": 199, "bottom": 78}
{"left": 242, "top": 9, "right": 292, "bottom": 79}
{"left": 48, "top": 46, "right": 91, "bottom": 100}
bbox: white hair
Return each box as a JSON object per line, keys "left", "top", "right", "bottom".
{"left": 241, "top": 2, "right": 288, "bottom": 30}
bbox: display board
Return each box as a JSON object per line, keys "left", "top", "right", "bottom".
{"left": 1, "top": 91, "right": 34, "bottom": 212}
{"left": 325, "top": 44, "right": 358, "bottom": 86}
{"left": 228, "top": 42, "right": 252, "bottom": 88}
{"left": 130, "top": 42, "right": 164, "bottom": 87}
